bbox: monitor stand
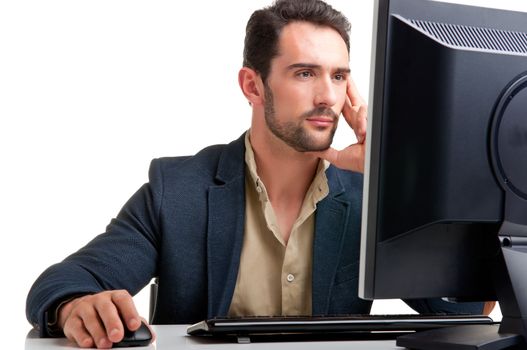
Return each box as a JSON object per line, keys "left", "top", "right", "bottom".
{"left": 396, "top": 225, "right": 527, "bottom": 349}
{"left": 396, "top": 208, "right": 527, "bottom": 349}
{"left": 396, "top": 324, "right": 523, "bottom": 350}
{"left": 396, "top": 243, "right": 527, "bottom": 349}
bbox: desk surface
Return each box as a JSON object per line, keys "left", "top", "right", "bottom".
{"left": 25, "top": 325, "right": 404, "bottom": 349}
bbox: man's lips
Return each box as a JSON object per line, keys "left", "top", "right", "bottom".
{"left": 306, "top": 117, "right": 335, "bottom": 127}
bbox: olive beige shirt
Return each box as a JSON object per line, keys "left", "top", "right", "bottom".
{"left": 228, "top": 132, "right": 330, "bottom": 316}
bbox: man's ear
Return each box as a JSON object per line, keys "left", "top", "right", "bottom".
{"left": 238, "top": 67, "right": 265, "bottom": 106}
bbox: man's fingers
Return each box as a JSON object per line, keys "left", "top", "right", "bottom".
{"left": 313, "top": 143, "right": 365, "bottom": 173}
{"left": 342, "top": 103, "right": 367, "bottom": 144}
{"left": 78, "top": 304, "right": 112, "bottom": 348}
{"left": 352, "top": 105, "right": 368, "bottom": 143}
{"left": 95, "top": 297, "right": 124, "bottom": 343}
{"left": 347, "top": 77, "right": 365, "bottom": 106}
{"left": 59, "top": 290, "right": 143, "bottom": 348}
{"left": 63, "top": 316, "right": 94, "bottom": 348}
{"left": 342, "top": 78, "right": 368, "bottom": 144}
{"left": 313, "top": 147, "right": 339, "bottom": 167}
{"left": 111, "top": 290, "right": 141, "bottom": 331}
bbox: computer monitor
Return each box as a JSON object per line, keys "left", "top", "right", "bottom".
{"left": 359, "top": 0, "right": 527, "bottom": 348}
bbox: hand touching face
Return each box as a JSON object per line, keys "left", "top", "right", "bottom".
{"left": 309, "top": 78, "right": 367, "bottom": 173}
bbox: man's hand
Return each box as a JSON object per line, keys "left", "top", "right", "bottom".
{"left": 311, "top": 78, "right": 368, "bottom": 173}
{"left": 58, "top": 290, "right": 154, "bottom": 348}
{"left": 483, "top": 301, "right": 496, "bottom": 316}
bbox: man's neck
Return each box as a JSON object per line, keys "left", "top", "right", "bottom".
{"left": 248, "top": 128, "right": 320, "bottom": 244}
{"left": 249, "top": 129, "right": 319, "bottom": 202}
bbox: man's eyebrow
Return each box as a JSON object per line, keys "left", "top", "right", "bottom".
{"left": 286, "top": 63, "right": 351, "bottom": 73}
{"left": 286, "top": 63, "right": 321, "bottom": 70}
{"left": 335, "top": 67, "right": 351, "bottom": 74}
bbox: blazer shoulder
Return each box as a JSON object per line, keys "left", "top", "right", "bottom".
{"left": 327, "top": 166, "right": 363, "bottom": 197}
{"left": 148, "top": 133, "right": 246, "bottom": 183}
{"left": 148, "top": 144, "right": 226, "bottom": 179}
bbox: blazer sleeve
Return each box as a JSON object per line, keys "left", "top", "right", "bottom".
{"left": 26, "top": 159, "right": 165, "bottom": 337}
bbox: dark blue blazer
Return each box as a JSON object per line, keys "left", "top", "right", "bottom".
{"left": 26, "top": 133, "right": 483, "bottom": 336}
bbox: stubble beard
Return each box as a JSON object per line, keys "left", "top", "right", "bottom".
{"left": 263, "top": 85, "right": 338, "bottom": 152}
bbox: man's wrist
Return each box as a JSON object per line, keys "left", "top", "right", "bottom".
{"left": 45, "top": 295, "right": 84, "bottom": 336}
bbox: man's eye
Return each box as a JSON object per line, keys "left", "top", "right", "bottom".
{"left": 297, "top": 71, "right": 313, "bottom": 79}
{"left": 334, "top": 74, "right": 345, "bottom": 81}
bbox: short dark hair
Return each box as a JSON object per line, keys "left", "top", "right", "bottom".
{"left": 243, "top": 0, "right": 351, "bottom": 83}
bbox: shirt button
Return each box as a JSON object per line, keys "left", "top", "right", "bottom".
{"left": 286, "top": 274, "right": 295, "bottom": 282}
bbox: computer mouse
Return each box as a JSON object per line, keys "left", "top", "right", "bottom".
{"left": 113, "top": 321, "right": 153, "bottom": 348}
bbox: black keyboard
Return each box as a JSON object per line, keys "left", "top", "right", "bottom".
{"left": 187, "top": 314, "right": 495, "bottom": 342}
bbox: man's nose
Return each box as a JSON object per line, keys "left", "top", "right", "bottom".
{"left": 314, "top": 75, "right": 338, "bottom": 107}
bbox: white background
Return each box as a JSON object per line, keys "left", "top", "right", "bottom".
{"left": 1, "top": 0, "right": 525, "bottom": 347}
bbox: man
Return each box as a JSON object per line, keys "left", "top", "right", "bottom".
{"left": 26, "top": 0, "right": 487, "bottom": 348}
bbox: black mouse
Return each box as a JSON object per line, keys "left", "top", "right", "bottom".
{"left": 113, "top": 321, "right": 153, "bottom": 348}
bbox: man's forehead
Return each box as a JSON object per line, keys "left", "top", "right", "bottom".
{"left": 274, "top": 21, "right": 349, "bottom": 68}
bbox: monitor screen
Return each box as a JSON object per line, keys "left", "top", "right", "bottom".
{"left": 359, "top": 0, "right": 527, "bottom": 347}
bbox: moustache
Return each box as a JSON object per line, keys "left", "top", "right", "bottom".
{"left": 301, "top": 107, "right": 339, "bottom": 120}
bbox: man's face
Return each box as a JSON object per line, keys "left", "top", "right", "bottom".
{"left": 263, "top": 21, "right": 350, "bottom": 152}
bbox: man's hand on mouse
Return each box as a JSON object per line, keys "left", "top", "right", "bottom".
{"left": 57, "top": 290, "right": 154, "bottom": 348}
{"left": 310, "top": 78, "right": 367, "bottom": 173}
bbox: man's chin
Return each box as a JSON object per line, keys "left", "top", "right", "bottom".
{"left": 304, "top": 133, "right": 335, "bottom": 152}
{"left": 303, "top": 144, "right": 332, "bottom": 152}
{"left": 270, "top": 126, "right": 335, "bottom": 152}
{"left": 294, "top": 140, "right": 333, "bottom": 153}
{"left": 305, "top": 127, "right": 336, "bottom": 150}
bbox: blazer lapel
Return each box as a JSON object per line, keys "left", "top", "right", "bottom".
{"left": 312, "top": 169, "right": 350, "bottom": 315}
{"left": 206, "top": 134, "right": 246, "bottom": 317}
